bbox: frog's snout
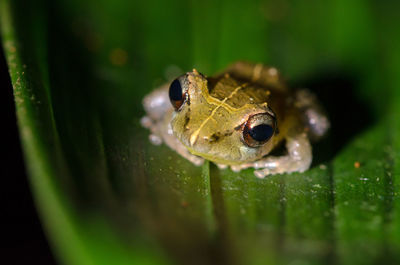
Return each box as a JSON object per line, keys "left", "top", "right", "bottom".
{"left": 184, "top": 128, "right": 215, "bottom": 153}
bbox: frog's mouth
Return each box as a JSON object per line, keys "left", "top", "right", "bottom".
{"left": 185, "top": 146, "right": 239, "bottom": 165}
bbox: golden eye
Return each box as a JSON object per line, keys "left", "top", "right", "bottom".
{"left": 168, "top": 78, "right": 187, "bottom": 110}
{"left": 242, "top": 113, "right": 276, "bottom": 147}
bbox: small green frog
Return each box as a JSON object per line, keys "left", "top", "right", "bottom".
{"left": 141, "top": 61, "right": 329, "bottom": 178}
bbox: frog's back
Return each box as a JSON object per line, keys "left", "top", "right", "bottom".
{"left": 207, "top": 73, "right": 290, "bottom": 112}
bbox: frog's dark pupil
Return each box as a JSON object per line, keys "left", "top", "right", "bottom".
{"left": 169, "top": 79, "right": 183, "bottom": 101}
{"left": 249, "top": 124, "right": 273, "bottom": 142}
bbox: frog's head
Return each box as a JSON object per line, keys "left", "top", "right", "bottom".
{"left": 169, "top": 69, "right": 278, "bottom": 165}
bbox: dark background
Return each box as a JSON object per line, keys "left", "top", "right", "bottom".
{"left": 1, "top": 47, "right": 55, "bottom": 264}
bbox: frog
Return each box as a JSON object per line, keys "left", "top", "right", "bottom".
{"left": 141, "top": 61, "right": 329, "bottom": 178}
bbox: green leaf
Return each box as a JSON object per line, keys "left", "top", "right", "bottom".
{"left": 1, "top": 0, "right": 400, "bottom": 264}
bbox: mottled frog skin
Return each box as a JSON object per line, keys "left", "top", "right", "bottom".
{"left": 141, "top": 61, "right": 329, "bottom": 178}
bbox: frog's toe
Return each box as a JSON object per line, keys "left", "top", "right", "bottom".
{"left": 230, "top": 165, "right": 242, "bottom": 172}
{"left": 295, "top": 89, "right": 330, "bottom": 141}
{"left": 191, "top": 156, "right": 204, "bottom": 166}
{"left": 140, "top": 116, "right": 153, "bottom": 129}
{"left": 149, "top": 134, "right": 163, "bottom": 145}
{"left": 304, "top": 108, "right": 330, "bottom": 139}
{"left": 254, "top": 168, "right": 272, "bottom": 178}
{"left": 216, "top": 163, "right": 228, "bottom": 170}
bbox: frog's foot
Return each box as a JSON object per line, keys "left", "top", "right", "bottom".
{"left": 141, "top": 84, "right": 173, "bottom": 145}
{"left": 230, "top": 165, "right": 243, "bottom": 172}
{"left": 231, "top": 133, "right": 312, "bottom": 178}
{"left": 159, "top": 123, "right": 204, "bottom": 166}
{"left": 295, "top": 89, "right": 330, "bottom": 141}
{"left": 142, "top": 84, "right": 171, "bottom": 121}
{"left": 142, "top": 114, "right": 203, "bottom": 165}
{"left": 141, "top": 116, "right": 163, "bottom": 145}
{"left": 170, "top": 141, "right": 204, "bottom": 166}
{"left": 184, "top": 153, "right": 204, "bottom": 166}
{"left": 216, "top": 163, "right": 228, "bottom": 170}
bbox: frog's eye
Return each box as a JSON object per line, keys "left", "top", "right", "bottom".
{"left": 242, "top": 113, "right": 276, "bottom": 147}
{"left": 169, "top": 78, "right": 187, "bottom": 110}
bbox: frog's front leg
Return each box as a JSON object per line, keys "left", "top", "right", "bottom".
{"left": 231, "top": 132, "right": 312, "bottom": 178}
{"left": 161, "top": 120, "right": 205, "bottom": 166}
{"left": 141, "top": 85, "right": 204, "bottom": 166}
{"left": 141, "top": 84, "right": 171, "bottom": 145}
{"left": 295, "top": 89, "right": 330, "bottom": 141}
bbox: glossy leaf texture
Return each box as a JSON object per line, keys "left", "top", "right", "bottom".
{"left": 1, "top": 0, "right": 400, "bottom": 264}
